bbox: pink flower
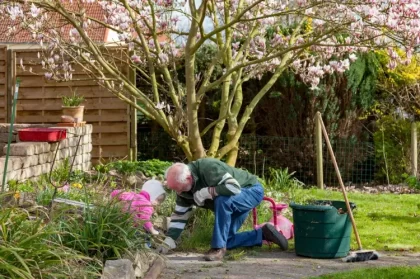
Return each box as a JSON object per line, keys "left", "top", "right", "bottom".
{"left": 44, "top": 72, "right": 53, "bottom": 79}
{"left": 349, "top": 54, "right": 358, "bottom": 62}
{"left": 131, "top": 54, "right": 141, "bottom": 63}
{"left": 29, "top": 3, "right": 40, "bottom": 18}
{"left": 60, "top": 183, "right": 70, "bottom": 193}
{"left": 158, "top": 53, "right": 169, "bottom": 64}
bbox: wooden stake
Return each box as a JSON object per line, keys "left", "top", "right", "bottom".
{"left": 411, "top": 122, "right": 417, "bottom": 177}
{"left": 315, "top": 112, "right": 324, "bottom": 189}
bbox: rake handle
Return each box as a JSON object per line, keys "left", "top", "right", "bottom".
{"left": 317, "top": 112, "right": 363, "bottom": 251}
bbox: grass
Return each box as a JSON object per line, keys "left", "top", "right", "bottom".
{"left": 178, "top": 188, "right": 420, "bottom": 253}
{"left": 178, "top": 208, "right": 214, "bottom": 252}
{"left": 308, "top": 265, "right": 420, "bottom": 279}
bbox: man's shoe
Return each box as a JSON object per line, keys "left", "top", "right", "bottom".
{"left": 262, "top": 224, "right": 288, "bottom": 251}
{"left": 203, "top": 248, "right": 227, "bottom": 261}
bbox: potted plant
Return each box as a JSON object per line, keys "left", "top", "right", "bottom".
{"left": 61, "top": 87, "right": 85, "bottom": 123}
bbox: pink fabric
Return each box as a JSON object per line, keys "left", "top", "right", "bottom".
{"left": 110, "top": 190, "right": 154, "bottom": 232}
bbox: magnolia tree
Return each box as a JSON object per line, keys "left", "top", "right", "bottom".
{"left": 1, "top": 0, "right": 419, "bottom": 164}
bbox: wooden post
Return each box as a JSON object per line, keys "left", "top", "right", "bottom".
{"left": 130, "top": 97, "right": 137, "bottom": 162}
{"left": 411, "top": 122, "right": 417, "bottom": 177}
{"left": 6, "top": 49, "right": 14, "bottom": 123}
{"left": 129, "top": 67, "right": 137, "bottom": 162}
{"left": 315, "top": 112, "right": 324, "bottom": 189}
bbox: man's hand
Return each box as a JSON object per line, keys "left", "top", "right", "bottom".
{"left": 156, "top": 237, "right": 176, "bottom": 254}
{"left": 193, "top": 187, "right": 213, "bottom": 206}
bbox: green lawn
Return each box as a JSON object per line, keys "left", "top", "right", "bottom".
{"left": 308, "top": 266, "right": 420, "bottom": 279}
{"left": 178, "top": 188, "right": 420, "bottom": 253}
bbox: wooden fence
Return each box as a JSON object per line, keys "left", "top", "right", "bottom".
{"left": 0, "top": 47, "right": 6, "bottom": 123}
{"left": 1, "top": 46, "right": 136, "bottom": 163}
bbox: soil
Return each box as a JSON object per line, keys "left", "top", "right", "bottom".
{"left": 158, "top": 251, "right": 420, "bottom": 279}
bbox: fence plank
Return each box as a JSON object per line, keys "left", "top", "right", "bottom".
{"left": 91, "top": 145, "right": 129, "bottom": 158}
{"left": 92, "top": 123, "right": 128, "bottom": 133}
{"left": 92, "top": 133, "right": 127, "bottom": 146}
{"left": 18, "top": 86, "right": 115, "bottom": 99}
{"left": 0, "top": 46, "right": 6, "bottom": 123}
{"left": 19, "top": 76, "right": 98, "bottom": 87}
{"left": 16, "top": 100, "right": 126, "bottom": 110}
{"left": 16, "top": 114, "right": 128, "bottom": 123}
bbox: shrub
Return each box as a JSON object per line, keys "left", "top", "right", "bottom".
{"left": 136, "top": 159, "right": 172, "bottom": 177}
{"left": 107, "top": 160, "right": 138, "bottom": 176}
{"left": 107, "top": 159, "right": 172, "bottom": 178}
{"left": 7, "top": 180, "right": 35, "bottom": 193}
{"left": 402, "top": 174, "right": 420, "bottom": 190}
{"left": 373, "top": 116, "right": 416, "bottom": 184}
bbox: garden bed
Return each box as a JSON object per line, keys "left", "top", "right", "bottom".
{"left": 1, "top": 158, "right": 173, "bottom": 278}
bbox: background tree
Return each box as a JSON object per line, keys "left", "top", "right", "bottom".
{"left": 1, "top": 0, "right": 419, "bottom": 165}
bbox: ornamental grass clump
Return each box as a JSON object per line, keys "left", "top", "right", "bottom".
{"left": 0, "top": 205, "right": 88, "bottom": 279}
{"left": 54, "top": 198, "right": 148, "bottom": 263}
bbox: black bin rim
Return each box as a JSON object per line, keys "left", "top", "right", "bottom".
{"left": 290, "top": 200, "right": 356, "bottom": 212}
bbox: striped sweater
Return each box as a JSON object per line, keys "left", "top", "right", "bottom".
{"left": 166, "top": 158, "right": 258, "bottom": 241}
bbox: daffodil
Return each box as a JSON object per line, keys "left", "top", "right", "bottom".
{"left": 71, "top": 183, "right": 83, "bottom": 189}
{"left": 13, "top": 191, "right": 20, "bottom": 199}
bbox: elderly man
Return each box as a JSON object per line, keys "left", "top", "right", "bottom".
{"left": 157, "top": 158, "right": 288, "bottom": 261}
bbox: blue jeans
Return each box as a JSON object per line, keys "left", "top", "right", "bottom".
{"left": 211, "top": 183, "right": 264, "bottom": 249}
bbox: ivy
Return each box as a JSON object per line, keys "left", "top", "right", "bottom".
{"left": 346, "top": 52, "right": 380, "bottom": 110}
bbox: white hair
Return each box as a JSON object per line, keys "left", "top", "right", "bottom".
{"left": 165, "top": 162, "right": 191, "bottom": 185}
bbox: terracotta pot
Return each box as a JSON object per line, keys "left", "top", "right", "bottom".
{"left": 62, "top": 106, "right": 84, "bottom": 123}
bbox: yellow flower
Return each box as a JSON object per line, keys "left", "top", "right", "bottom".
{"left": 71, "top": 183, "right": 83, "bottom": 189}
{"left": 13, "top": 191, "right": 20, "bottom": 199}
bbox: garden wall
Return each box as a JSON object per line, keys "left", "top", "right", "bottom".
{"left": 0, "top": 124, "right": 92, "bottom": 188}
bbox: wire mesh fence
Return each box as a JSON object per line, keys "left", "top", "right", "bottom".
{"left": 137, "top": 129, "right": 408, "bottom": 186}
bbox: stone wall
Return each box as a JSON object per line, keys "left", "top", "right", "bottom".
{"left": 0, "top": 124, "right": 52, "bottom": 157}
{"left": 0, "top": 124, "right": 92, "bottom": 187}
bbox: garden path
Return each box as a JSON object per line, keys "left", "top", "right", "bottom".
{"left": 158, "top": 251, "right": 420, "bottom": 279}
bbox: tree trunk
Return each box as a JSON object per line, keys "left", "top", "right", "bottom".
{"left": 225, "top": 80, "right": 243, "bottom": 166}
{"left": 185, "top": 54, "right": 206, "bottom": 160}
{"left": 184, "top": 7, "right": 206, "bottom": 161}
{"left": 225, "top": 142, "right": 239, "bottom": 166}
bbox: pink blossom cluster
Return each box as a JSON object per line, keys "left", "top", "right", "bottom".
{"left": 0, "top": 0, "right": 419, "bottom": 90}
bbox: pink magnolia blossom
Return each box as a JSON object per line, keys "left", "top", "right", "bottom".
{"left": 1, "top": 0, "right": 418, "bottom": 90}
{"left": 44, "top": 72, "right": 53, "bottom": 79}
{"left": 29, "top": 3, "right": 40, "bottom": 18}
{"left": 131, "top": 54, "right": 141, "bottom": 63}
{"left": 349, "top": 54, "right": 357, "bottom": 62}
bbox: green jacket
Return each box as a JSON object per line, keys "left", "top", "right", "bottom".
{"left": 166, "top": 158, "right": 259, "bottom": 241}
